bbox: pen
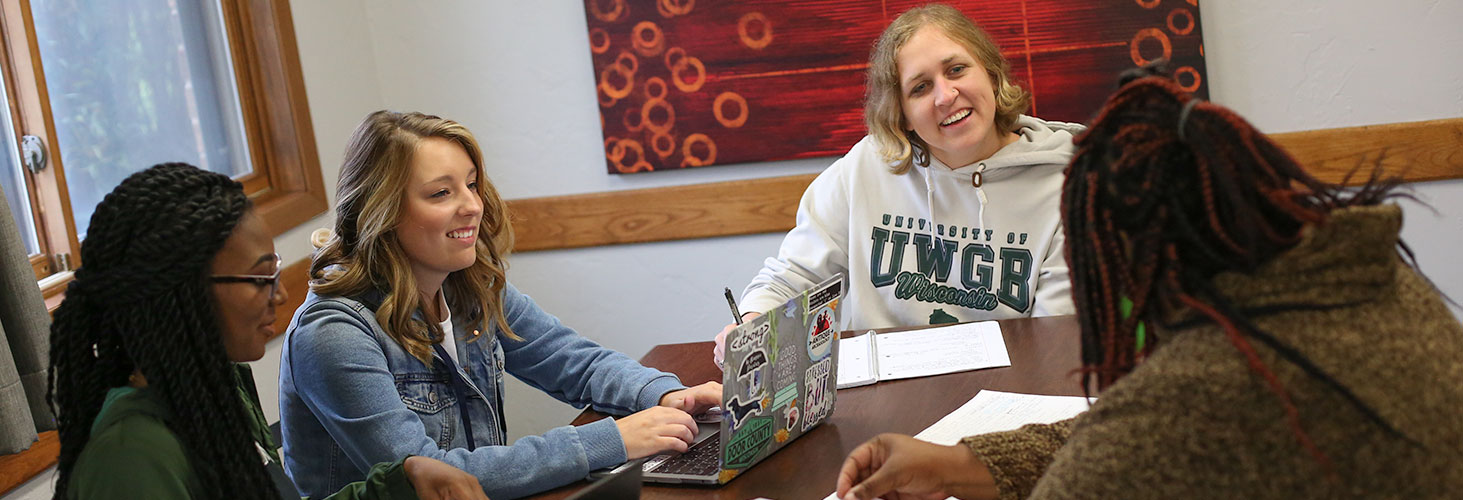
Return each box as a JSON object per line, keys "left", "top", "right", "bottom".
{"left": 724, "top": 287, "right": 743, "bottom": 325}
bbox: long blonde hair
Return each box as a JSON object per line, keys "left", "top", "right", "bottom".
{"left": 312, "top": 110, "right": 518, "bottom": 362}
{"left": 865, "top": 3, "right": 1031, "bottom": 174}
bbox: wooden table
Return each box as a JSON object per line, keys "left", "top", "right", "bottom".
{"left": 527, "top": 315, "right": 1084, "bottom": 500}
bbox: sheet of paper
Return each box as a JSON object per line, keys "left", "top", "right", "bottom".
{"left": 835, "top": 333, "right": 878, "bottom": 389}
{"left": 874, "top": 321, "right": 1009, "bottom": 381}
{"left": 823, "top": 391, "right": 1094, "bottom": 500}
{"left": 914, "top": 390, "right": 1096, "bottom": 446}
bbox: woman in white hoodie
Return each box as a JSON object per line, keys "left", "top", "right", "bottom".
{"left": 714, "top": 4, "right": 1079, "bottom": 365}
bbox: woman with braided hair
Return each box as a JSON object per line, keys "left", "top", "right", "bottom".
{"left": 48, "top": 163, "right": 487, "bottom": 500}
{"left": 834, "top": 77, "right": 1463, "bottom": 499}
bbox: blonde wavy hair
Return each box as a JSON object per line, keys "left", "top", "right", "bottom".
{"left": 865, "top": 3, "right": 1031, "bottom": 174}
{"left": 311, "top": 110, "right": 518, "bottom": 363}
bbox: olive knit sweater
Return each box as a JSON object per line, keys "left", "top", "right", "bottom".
{"left": 962, "top": 205, "right": 1463, "bottom": 499}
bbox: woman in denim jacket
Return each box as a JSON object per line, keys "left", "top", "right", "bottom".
{"left": 279, "top": 111, "right": 721, "bottom": 500}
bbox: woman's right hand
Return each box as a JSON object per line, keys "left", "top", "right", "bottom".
{"left": 712, "top": 312, "right": 762, "bottom": 369}
{"left": 615, "top": 406, "right": 698, "bottom": 459}
{"left": 402, "top": 456, "right": 490, "bottom": 500}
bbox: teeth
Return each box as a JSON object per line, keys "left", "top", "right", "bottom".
{"left": 448, "top": 229, "right": 475, "bottom": 238}
{"left": 941, "top": 109, "right": 971, "bottom": 126}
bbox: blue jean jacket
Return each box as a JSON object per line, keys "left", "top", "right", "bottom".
{"left": 278, "top": 283, "right": 685, "bottom": 499}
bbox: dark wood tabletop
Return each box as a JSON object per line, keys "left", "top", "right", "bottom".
{"left": 526, "top": 315, "right": 1083, "bottom": 500}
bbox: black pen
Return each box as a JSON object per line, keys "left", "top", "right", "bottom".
{"left": 724, "top": 287, "right": 743, "bottom": 325}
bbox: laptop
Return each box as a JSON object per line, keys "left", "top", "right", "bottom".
{"left": 567, "top": 458, "right": 642, "bottom": 499}
{"left": 638, "top": 274, "right": 845, "bottom": 485}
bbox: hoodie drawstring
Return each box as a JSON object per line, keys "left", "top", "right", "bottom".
{"left": 924, "top": 163, "right": 988, "bottom": 243}
{"left": 972, "top": 163, "right": 988, "bottom": 233}
{"left": 923, "top": 168, "right": 938, "bottom": 242}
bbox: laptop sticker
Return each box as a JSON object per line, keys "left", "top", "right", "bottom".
{"left": 773, "top": 341, "right": 800, "bottom": 388}
{"left": 723, "top": 416, "right": 774, "bottom": 469}
{"left": 729, "top": 321, "right": 770, "bottom": 353}
{"left": 802, "top": 357, "right": 833, "bottom": 432}
{"left": 783, "top": 403, "right": 799, "bottom": 432}
{"left": 773, "top": 383, "right": 797, "bottom": 410}
{"left": 738, "top": 349, "right": 768, "bottom": 398}
{"left": 724, "top": 395, "right": 763, "bottom": 431}
{"left": 806, "top": 303, "right": 836, "bottom": 361}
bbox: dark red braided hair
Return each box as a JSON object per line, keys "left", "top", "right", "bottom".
{"left": 1063, "top": 75, "right": 1411, "bottom": 470}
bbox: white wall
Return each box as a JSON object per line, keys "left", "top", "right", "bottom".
{"left": 343, "top": 0, "right": 1463, "bottom": 440}
{"left": 7, "top": 1, "right": 1459, "bottom": 498}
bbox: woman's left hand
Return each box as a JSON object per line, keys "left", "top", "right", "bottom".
{"left": 658, "top": 381, "right": 722, "bottom": 416}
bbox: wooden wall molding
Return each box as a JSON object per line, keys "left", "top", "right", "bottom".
{"left": 507, "top": 117, "right": 1463, "bottom": 252}
{"left": 0, "top": 431, "right": 56, "bottom": 495}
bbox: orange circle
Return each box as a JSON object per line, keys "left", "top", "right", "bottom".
{"left": 1129, "top": 28, "right": 1171, "bottom": 67}
{"left": 738, "top": 12, "right": 773, "bottom": 50}
{"left": 657, "top": 0, "right": 694, "bottom": 17}
{"left": 644, "top": 77, "right": 668, "bottom": 100}
{"left": 599, "top": 64, "right": 634, "bottom": 99}
{"left": 1166, "top": 9, "right": 1194, "bottom": 36}
{"left": 597, "top": 83, "right": 619, "bottom": 108}
{"left": 611, "top": 139, "right": 647, "bottom": 173}
{"left": 641, "top": 98, "right": 675, "bottom": 134}
{"left": 664, "top": 47, "right": 686, "bottom": 70}
{"left": 1135, "top": 0, "right": 1159, "bottom": 8}
{"left": 713, "top": 92, "right": 748, "bottom": 128}
{"left": 632, "top": 21, "right": 665, "bottom": 57}
{"left": 1174, "top": 66, "right": 1202, "bottom": 93}
{"left": 671, "top": 56, "right": 706, "bottom": 93}
{"left": 681, "top": 133, "right": 716, "bottom": 167}
{"left": 588, "top": 28, "right": 611, "bottom": 54}
{"left": 589, "top": 0, "right": 627, "bottom": 22}
{"left": 623, "top": 106, "right": 646, "bottom": 132}
{"left": 614, "top": 50, "right": 639, "bottom": 75}
{"left": 621, "top": 161, "right": 653, "bottom": 173}
{"left": 604, "top": 136, "right": 622, "bottom": 161}
{"left": 650, "top": 131, "right": 676, "bottom": 158}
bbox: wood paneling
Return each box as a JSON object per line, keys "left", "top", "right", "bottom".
{"left": 508, "top": 173, "right": 810, "bottom": 251}
{"left": 507, "top": 117, "right": 1463, "bottom": 252}
{"left": 0, "top": 431, "right": 57, "bottom": 495}
{"left": 1271, "top": 117, "right": 1463, "bottom": 185}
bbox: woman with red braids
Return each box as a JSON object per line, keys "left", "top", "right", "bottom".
{"left": 834, "top": 74, "right": 1463, "bottom": 499}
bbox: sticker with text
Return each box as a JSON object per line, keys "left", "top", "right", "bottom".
{"left": 802, "top": 357, "right": 833, "bottom": 431}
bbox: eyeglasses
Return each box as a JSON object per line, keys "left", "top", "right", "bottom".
{"left": 209, "top": 253, "right": 283, "bottom": 297}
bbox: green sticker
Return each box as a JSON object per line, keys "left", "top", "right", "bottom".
{"left": 723, "top": 416, "right": 775, "bottom": 469}
{"left": 774, "top": 383, "right": 798, "bottom": 409}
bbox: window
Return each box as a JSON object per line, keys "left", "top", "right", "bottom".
{"left": 0, "top": 0, "right": 325, "bottom": 293}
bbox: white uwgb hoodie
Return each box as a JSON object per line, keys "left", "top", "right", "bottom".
{"left": 742, "top": 115, "right": 1082, "bottom": 331}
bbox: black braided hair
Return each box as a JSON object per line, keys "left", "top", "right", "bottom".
{"left": 47, "top": 163, "right": 275, "bottom": 499}
{"left": 1063, "top": 75, "right": 1413, "bottom": 471}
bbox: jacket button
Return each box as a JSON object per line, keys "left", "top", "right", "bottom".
{"left": 429, "top": 392, "right": 438, "bottom": 404}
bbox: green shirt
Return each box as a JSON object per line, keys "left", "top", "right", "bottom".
{"left": 67, "top": 365, "right": 419, "bottom": 500}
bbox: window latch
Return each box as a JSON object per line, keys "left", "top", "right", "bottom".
{"left": 21, "top": 135, "right": 46, "bottom": 173}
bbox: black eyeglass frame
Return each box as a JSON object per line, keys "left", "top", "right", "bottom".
{"left": 208, "top": 253, "right": 283, "bottom": 297}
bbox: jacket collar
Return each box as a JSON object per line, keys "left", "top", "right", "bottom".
{"left": 1210, "top": 204, "right": 1403, "bottom": 311}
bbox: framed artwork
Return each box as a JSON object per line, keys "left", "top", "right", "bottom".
{"left": 584, "top": 0, "right": 1207, "bottom": 174}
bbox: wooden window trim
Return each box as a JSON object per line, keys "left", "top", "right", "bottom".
{"left": 0, "top": 0, "right": 325, "bottom": 283}
{"left": 220, "top": 0, "right": 327, "bottom": 237}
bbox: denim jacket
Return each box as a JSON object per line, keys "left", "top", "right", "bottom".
{"left": 278, "top": 282, "right": 685, "bottom": 499}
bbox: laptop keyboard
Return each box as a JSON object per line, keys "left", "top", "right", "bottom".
{"left": 648, "top": 438, "right": 719, "bottom": 476}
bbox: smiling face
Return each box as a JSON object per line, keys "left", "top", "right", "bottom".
{"left": 396, "top": 136, "right": 483, "bottom": 294}
{"left": 211, "top": 210, "right": 286, "bottom": 362}
{"left": 898, "top": 25, "right": 1010, "bottom": 168}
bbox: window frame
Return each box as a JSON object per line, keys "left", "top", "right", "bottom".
{"left": 0, "top": 0, "right": 325, "bottom": 295}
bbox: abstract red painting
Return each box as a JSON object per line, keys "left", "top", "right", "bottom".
{"left": 584, "top": 0, "right": 1207, "bottom": 174}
